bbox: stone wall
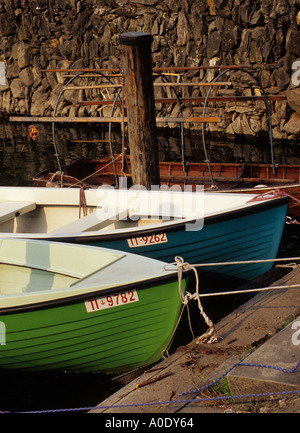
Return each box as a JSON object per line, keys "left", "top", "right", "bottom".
{"left": 0, "top": 0, "right": 300, "bottom": 142}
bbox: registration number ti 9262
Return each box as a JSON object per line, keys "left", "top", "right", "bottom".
{"left": 127, "top": 233, "right": 168, "bottom": 248}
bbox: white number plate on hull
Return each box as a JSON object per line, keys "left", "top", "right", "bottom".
{"left": 127, "top": 233, "right": 168, "bottom": 248}
{"left": 85, "top": 289, "right": 139, "bottom": 312}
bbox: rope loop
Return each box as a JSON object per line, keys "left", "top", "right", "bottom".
{"left": 286, "top": 216, "right": 300, "bottom": 225}
{"left": 170, "top": 254, "right": 300, "bottom": 344}
{"left": 174, "top": 256, "right": 217, "bottom": 344}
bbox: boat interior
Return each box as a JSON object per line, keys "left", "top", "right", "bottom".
{"left": 0, "top": 239, "right": 126, "bottom": 297}
{"left": 0, "top": 202, "right": 179, "bottom": 234}
{"left": 0, "top": 188, "right": 277, "bottom": 236}
{"left": 0, "top": 263, "right": 78, "bottom": 294}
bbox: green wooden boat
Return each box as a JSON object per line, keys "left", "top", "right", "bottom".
{"left": 0, "top": 239, "right": 189, "bottom": 374}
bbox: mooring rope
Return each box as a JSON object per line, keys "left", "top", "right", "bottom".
{"left": 65, "top": 153, "right": 124, "bottom": 189}
{"left": 79, "top": 186, "right": 87, "bottom": 218}
{"left": 169, "top": 255, "right": 300, "bottom": 270}
{"left": 175, "top": 256, "right": 217, "bottom": 343}
{"left": 286, "top": 215, "right": 300, "bottom": 225}
{"left": 171, "top": 255, "right": 300, "bottom": 344}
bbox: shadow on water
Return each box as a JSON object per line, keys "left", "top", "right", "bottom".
{"left": 0, "top": 370, "right": 121, "bottom": 413}
{"left": 0, "top": 121, "right": 299, "bottom": 413}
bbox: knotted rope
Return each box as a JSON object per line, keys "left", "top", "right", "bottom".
{"left": 170, "top": 254, "right": 300, "bottom": 345}
{"left": 174, "top": 256, "right": 217, "bottom": 344}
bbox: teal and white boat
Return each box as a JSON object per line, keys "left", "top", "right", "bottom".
{"left": 0, "top": 239, "right": 188, "bottom": 373}
{"left": 0, "top": 186, "right": 289, "bottom": 283}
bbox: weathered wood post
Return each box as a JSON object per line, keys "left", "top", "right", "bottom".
{"left": 119, "top": 32, "right": 160, "bottom": 189}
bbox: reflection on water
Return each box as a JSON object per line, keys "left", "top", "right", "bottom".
{"left": 0, "top": 121, "right": 299, "bottom": 186}
{"left": 0, "top": 121, "right": 299, "bottom": 413}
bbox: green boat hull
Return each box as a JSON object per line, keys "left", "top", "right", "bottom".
{"left": 0, "top": 278, "right": 187, "bottom": 374}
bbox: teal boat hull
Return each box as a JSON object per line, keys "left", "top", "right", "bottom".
{"left": 63, "top": 199, "right": 289, "bottom": 284}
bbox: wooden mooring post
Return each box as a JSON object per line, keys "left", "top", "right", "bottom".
{"left": 119, "top": 32, "right": 160, "bottom": 189}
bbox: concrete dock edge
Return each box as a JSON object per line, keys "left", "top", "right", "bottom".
{"left": 90, "top": 266, "right": 300, "bottom": 413}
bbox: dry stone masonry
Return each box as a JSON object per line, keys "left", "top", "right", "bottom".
{"left": 0, "top": 0, "right": 300, "bottom": 142}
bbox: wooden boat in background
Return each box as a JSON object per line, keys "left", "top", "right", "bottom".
{"left": 0, "top": 239, "right": 189, "bottom": 373}
{"left": 32, "top": 155, "right": 300, "bottom": 218}
{"left": 0, "top": 186, "right": 290, "bottom": 284}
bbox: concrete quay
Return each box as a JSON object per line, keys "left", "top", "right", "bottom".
{"left": 227, "top": 315, "right": 300, "bottom": 398}
{"left": 90, "top": 266, "right": 300, "bottom": 414}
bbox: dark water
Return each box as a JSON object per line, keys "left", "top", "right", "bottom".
{"left": 1, "top": 120, "right": 300, "bottom": 186}
{"left": 0, "top": 121, "right": 299, "bottom": 413}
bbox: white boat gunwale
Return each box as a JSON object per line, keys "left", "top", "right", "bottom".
{"left": 35, "top": 195, "right": 291, "bottom": 242}
{"left": 0, "top": 268, "right": 186, "bottom": 315}
{"left": 0, "top": 187, "right": 291, "bottom": 241}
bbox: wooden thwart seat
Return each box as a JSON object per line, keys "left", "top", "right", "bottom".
{"left": 0, "top": 201, "right": 36, "bottom": 224}
{"left": 49, "top": 208, "right": 126, "bottom": 234}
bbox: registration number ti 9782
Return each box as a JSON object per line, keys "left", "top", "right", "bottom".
{"left": 85, "top": 289, "right": 139, "bottom": 313}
